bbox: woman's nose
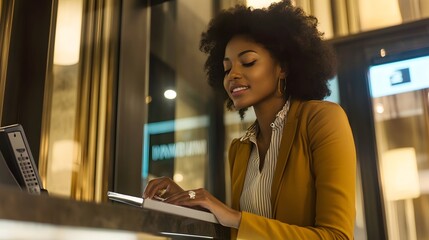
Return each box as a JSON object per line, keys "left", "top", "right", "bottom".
{"left": 226, "top": 65, "right": 242, "bottom": 80}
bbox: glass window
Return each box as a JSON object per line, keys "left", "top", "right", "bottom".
{"left": 41, "top": 0, "right": 119, "bottom": 201}
{"left": 144, "top": 0, "right": 214, "bottom": 191}
{"left": 368, "top": 55, "right": 429, "bottom": 240}
{"left": 42, "top": 0, "right": 83, "bottom": 197}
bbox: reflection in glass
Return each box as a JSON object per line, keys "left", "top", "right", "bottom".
{"left": 42, "top": 0, "right": 119, "bottom": 201}
{"left": 369, "top": 55, "right": 429, "bottom": 240}
{"left": 43, "top": 0, "right": 83, "bottom": 197}
{"left": 144, "top": 0, "right": 213, "bottom": 191}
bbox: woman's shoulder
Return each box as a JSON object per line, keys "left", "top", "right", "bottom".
{"left": 293, "top": 99, "right": 346, "bottom": 116}
{"left": 297, "top": 99, "right": 341, "bottom": 109}
{"left": 229, "top": 138, "right": 244, "bottom": 154}
{"left": 230, "top": 138, "right": 241, "bottom": 147}
{"left": 290, "top": 99, "right": 351, "bottom": 129}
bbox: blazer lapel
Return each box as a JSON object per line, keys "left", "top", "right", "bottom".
{"left": 231, "top": 140, "right": 252, "bottom": 210}
{"left": 271, "top": 99, "right": 301, "bottom": 215}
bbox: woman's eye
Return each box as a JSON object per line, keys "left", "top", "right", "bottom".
{"left": 224, "top": 69, "right": 231, "bottom": 75}
{"left": 242, "top": 60, "right": 256, "bottom": 67}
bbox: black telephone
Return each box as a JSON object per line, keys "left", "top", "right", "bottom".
{"left": 0, "top": 124, "right": 46, "bottom": 194}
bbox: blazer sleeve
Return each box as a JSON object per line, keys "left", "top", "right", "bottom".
{"left": 237, "top": 102, "right": 356, "bottom": 240}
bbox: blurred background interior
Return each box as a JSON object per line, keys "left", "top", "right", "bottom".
{"left": 1, "top": 0, "right": 429, "bottom": 239}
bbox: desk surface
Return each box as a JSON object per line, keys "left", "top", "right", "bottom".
{"left": 0, "top": 185, "right": 230, "bottom": 239}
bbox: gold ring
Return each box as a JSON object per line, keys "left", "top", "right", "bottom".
{"left": 157, "top": 188, "right": 167, "bottom": 197}
{"left": 188, "top": 190, "right": 196, "bottom": 199}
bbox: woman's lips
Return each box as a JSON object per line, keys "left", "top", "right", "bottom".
{"left": 230, "top": 86, "right": 249, "bottom": 97}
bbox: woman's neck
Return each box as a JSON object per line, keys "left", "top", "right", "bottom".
{"left": 253, "top": 98, "right": 287, "bottom": 140}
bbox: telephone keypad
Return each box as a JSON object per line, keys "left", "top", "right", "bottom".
{"left": 7, "top": 131, "right": 41, "bottom": 194}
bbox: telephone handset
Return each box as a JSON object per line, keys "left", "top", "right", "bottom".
{"left": 0, "top": 124, "right": 46, "bottom": 194}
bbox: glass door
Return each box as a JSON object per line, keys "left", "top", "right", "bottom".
{"left": 368, "top": 55, "right": 429, "bottom": 240}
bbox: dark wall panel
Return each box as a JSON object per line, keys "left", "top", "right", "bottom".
{"left": 2, "top": 0, "right": 54, "bottom": 164}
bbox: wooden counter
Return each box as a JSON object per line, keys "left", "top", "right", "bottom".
{"left": 0, "top": 185, "right": 230, "bottom": 239}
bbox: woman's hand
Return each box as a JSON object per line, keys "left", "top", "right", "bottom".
{"left": 144, "top": 177, "right": 241, "bottom": 228}
{"left": 164, "top": 188, "right": 242, "bottom": 229}
{"left": 143, "top": 177, "right": 184, "bottom": 200}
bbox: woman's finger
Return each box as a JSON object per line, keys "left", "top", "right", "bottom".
{"left": 143, "top": 177, "right": 171, "bottom": 199}
{"left": 165, "top": 189, "right": 203, "bottom": 205}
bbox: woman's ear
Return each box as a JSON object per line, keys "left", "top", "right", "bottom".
{"left": 279, "top": 64, "right": 288, "bottom": 79}
{"left": 279, "top": 69, "right": 287, "bottom": 80}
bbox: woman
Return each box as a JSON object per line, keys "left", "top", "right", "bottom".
{"left": 144, "top": 1, "right": 356, "bottom": 239}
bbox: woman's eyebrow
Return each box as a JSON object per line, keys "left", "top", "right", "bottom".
{"left": 238, "top": 49, "right": 257, "bottom": 57}
{"left": 224, "top": 50, "right": 257, "bottom": 61}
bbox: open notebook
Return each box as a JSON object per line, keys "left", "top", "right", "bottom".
{"left": 107, "top": 191, "right": 219, "bottom": 224}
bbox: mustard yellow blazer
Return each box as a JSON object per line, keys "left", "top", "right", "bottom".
{"left": 229, "top": 99, "right": 356, "bottom": 239}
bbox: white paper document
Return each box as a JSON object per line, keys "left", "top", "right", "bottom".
{"left": 107, "top": 191, "right": 219, "bottom": 224}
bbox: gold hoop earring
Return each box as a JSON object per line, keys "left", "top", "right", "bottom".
{"left": 277, "top": 78, "right": 286, "bottom": 95}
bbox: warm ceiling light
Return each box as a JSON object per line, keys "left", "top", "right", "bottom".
{"left": 174, "top": 173, "right": 184, "bottom": 182}
{"left": 53, "top": 0, "right": 83, "bottom": 65}
{"left": 164, "top": 89, "right": 177, "bottom": 99}
{"left": 246, "top": 0, "right": 282, "bottom": 9}
{"left": 376, "top": 103, "right": 384, "bottom": 113}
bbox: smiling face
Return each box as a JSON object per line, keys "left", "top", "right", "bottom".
{"left": 223, "top": 35, "right": 286, "bottom": 111}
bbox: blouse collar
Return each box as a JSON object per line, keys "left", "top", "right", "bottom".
{"left": 240, "top": 99, "right": 291, "bottom": 142}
